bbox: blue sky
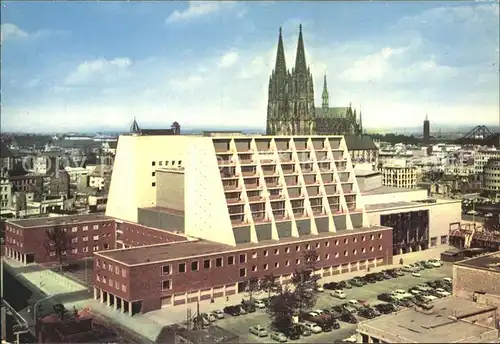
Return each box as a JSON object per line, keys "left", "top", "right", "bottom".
{"left": 1, "top": 1, "right": 499, "bottom": 132}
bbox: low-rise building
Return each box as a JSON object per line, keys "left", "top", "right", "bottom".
{"left": 474, "top": 149, "right": 500, "bottom": 174}
{"left": 453, "top": 251, "right": 500, "bottom": 320}
{"left": 483, "top": 158, "right": 500, "bottom": 195}
{"left": 357, "top": 297, "right": 499, "bottom": 343}
{"left": 4, "top": 214, "right": 116, "bottom": 264}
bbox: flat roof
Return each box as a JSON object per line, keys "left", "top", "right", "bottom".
{"left": 365, "top": 201, "right": 418, "bottom": 211}
{"left": 140, "top": 206, "right": 184, "bottom": 216}
{"left": 358, "top": 297, "right": 498, "bottom": 343}
{"left": 177, "top": 325, "right": 238, "bottom": 343}
{"left": 98, "top": 225, "right": 391, "bottom": 265}
{"left": 455, "top": 251, "right": 500, "bottom": 272}
{"left": 354, "top": 170, "right": 380, "bottom": 177}
{"left": 361, "top": 186, "right": 423, "bottom": 196}
{"left": 7, "top": 214, "right": 113, "bottom": 228}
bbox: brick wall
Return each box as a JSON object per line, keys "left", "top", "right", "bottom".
{"left": 116, "top": 221, "right": 187, "bottom": 247}
{"left": 453, "top": 265, "right": 500, "bottom": 298}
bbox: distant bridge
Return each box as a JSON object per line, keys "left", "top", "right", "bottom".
{"left": 453, "top": 125, "right": 500, "bottom": 146}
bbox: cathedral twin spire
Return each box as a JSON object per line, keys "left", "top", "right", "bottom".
{"left": 272, "top": 25, "right": 309, "bottom": 78}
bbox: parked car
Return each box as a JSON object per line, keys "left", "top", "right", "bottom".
{"left": 331, "top": 290, "right": 347, "bottom": 299}
{"left": 193, "top": 315, "right": 210, "bottom": 327}
{"left": 201, "top": 312, "right": 216, "bottom": 322}
{"left": 401, "top": 264, "right": 418, "bottom": 273}
{"left": 282, "top": 326, "right": 300, "bottom": 340}
{"left": 422, "top": 295, "right": 438, "bottom": 302}
{"left": 249, "top": 325, "right": 268, "bottom": 337}
{"left": 434, "top": 288, "right": 451, "bottom": 297}
{"left": 241, "top": 301, "right": 255, "bottom": 313}
{"left": 331, "top": 305, "right": 345, "bottom": 314}
{"left": 415, "top": 284, "right": 433, "bottom": 292}
{"left": 329, "top": 309, "right": 342, "bottom": 319}
{"left": 340, "top": 303, "right": 357, "bottom": 314}
{"left": 358, "top": 307, "right": 377, "bottom": 319}
{"left": 254, "top": 300, "right": 266, "bottom": 309}
{"left": 428, "top": 259, "right": 443, "bottom": 267}
{"left": 349, "top": 278, "right": 365, "bottom": 287}
{"left": 316, "top": 286, "right": 324, "bottom": 292}
{"left": 295, "top": 324, "right": 312, "bottom": 337}
{"left": 377, "top": 292, "right": 395, "bottom": 302}
{"left": 211, "top": 310, "right": 224, "bottom": 319}
{"left": 380, "top": 271, "right": 392, "bottom": 279}
{"left": 223, "top": 305, "right": 241, "bottom": 316}
{"left": 339, "top": 312, "right": 358, "bottom": 324}
{"left": 347, "top": 300, "right": 364, "bottom": 311}
{"left": 443, "top": 277, "right": 452, "bottom": 284}
{"left": 338, "top": 281, "right": 352, "bottom": 289}
{"left": 270, "top": 331, "right": 288, "bottom": 342}
{"left": 342, "top": 334, "right": 358, "bottom": 343}
{"left": 300, "top": 321, "right": 322, "bottom": 334}
{"left": 323, "top": 282, "right": 340, "bottom": 290}
{"left": 374, "top": 303, "right": 395, "bottom": 314}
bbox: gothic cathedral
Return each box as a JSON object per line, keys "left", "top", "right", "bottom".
{"left": 266, "top": 26, "right": 363, "bottom": 137}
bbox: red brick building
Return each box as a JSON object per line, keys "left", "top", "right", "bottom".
{"left": 94, "top": 226, "right": 392, "bottom": 314}
{"left": 4, "top": 215, "right": 116, "bottom": 264}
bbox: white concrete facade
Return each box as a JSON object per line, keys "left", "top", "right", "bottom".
{"left": 362, "top": 188, "right": 428, "bottom": 206}
{"left": 106, "top": 134, "right": 370, "bottom": 246}
{"left": 381, "top": 165, "right": 417, "bottom": 189}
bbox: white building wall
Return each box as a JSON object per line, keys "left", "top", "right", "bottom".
{"left": 185, "top": 138, "right": 235, "bottom": 245}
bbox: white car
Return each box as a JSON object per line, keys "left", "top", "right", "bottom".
{"left": 443, "top": 277, "right": 452, "bottom": 283}
{"left": 301, "top": 321, "right": 322, "bottom": 334}
{"left": 212, "top": 310, "right": 225, "bottom": 319}
{"left": 330, "top": 289, "right": 346, "bottom": 299}
{"left": 392, "top": 289, "right": 413, "bottom": 299}
{"left": 435, "top": 288, "right": 451, "bottom": 297}
{"left": 428, "top": 259, "right": 443, "bottom": 267}
{"left": 254, "top": 300, "right": 266, "bottom": 309}
{"left": 343, "top": 334, "right": 358, "bottom": 343}
{"left": 316, "top": 286, "right": 324, "bottom": 292}
{"left": 415, "top": 284, "right": 433, "bottom": 292}
{"left": 423, "top": 295, "right": 438, "bottom": 302}
{"left": 412, "top": 272, "right": 422, "bottom": 277}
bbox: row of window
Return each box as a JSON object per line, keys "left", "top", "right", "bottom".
{"left": 96, "top": 259, "right": 127, "bottom": 277}
{"left": 96, "top": 274, "right": 127, "bottom": 292}
{"left": 152, "top": 160, "right": 182, "bottom": 167}
{"left": 49, "top": 245, "right": 99, "bottom": 256}
{"left": 6, "top": 236, "right": 23, "bottom": 247}
{"left": 162, "top": 244, "right": 385, "bottom": 275}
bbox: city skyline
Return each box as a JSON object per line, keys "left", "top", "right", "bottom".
{"left": 1, "top": 1, "right": 499, "bottom": 133}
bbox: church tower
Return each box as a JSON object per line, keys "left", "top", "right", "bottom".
{"left": 322, "top": 74, "right": 329, "bottom": 110}
{"left": 290, "top": 25, "right": 315, "bottom": 135}
{"left": 266, "top": 27, "right": 291, "bottom": 135}
{"left": 266, "top": 25, "right": 315, "bottom": 136}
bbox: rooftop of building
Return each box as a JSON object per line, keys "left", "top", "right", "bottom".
{"left": 455, "top": 251, "right": 500, "bottom": 272}
{"left": 361, "top": 186, "right": 422, "bottom": 196}
{"left": 354, "top": 170, "right": 380, "bottom": 177}
{"left": 140, "top": 206, "right": 184, "bottom": 216}
{"left": 97, "top": 225, "right": 390, "bottom": 265}
{"left": 365, "top": 198, "right": 459, "bottom": 212}
{"left": 176, "top": 325, "right": 238, "bottom": 343}
{"left": 7, "top": 214, "right": 113, "bottom": 228}
{"left": 357, "top": 296, "right": 498, "bottom": 343}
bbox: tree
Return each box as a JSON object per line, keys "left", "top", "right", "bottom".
{"left": 260, "top": 273, "right": 278, "bottom": 300}
{"left": 484, "top": 216, "right": 500, "bottom": 232}
{"left": 267, "top": 285, "right": 298, "bottom": 331}
{"left": 43, "top": 224, "right": 71, "bottom": 270}
{"left": 245, "top": 276, "right": 260, "bottom": 302}
{"left": 291, "top": 249, "right": 320, "bottom": 314}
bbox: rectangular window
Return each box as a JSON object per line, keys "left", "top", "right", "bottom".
{"left": 152, "top": 161, "right": 156, "bottom": 166}
{"left": 191, "top": 261, "right": 199, "bottom": 271}
{"left": 162, "top": 280, "right": 171, "bottom": 290}
{"left": 252, "top": 265, "right": 257, "bottom": 272}
{"left": 71, "top": 237, "right": 78, "bottom": 243}
{"left": 49, "top": 251, "right": 56, "bottom": 257}
{"left": 115, "top": 266, "right": 120, "bottom": 274}
{"left": 83, "top": 247, "right": 88, "bottom": 253}
{"left": 215, "top": 257, "right": 223, "bottom": 267}
{"left": 83, "top": 236, "right": 88, "bottom": 241}
{"left": 122, "top": 268, "right": 127, "bottom": 277}
{"left": 285, "top": 247, "right": 290, "bottom": 253}
{"left": 83, "top": 226, "right": 88, "bottom": 231}
{"left": 109, "top": 279, "right": 113, "bottom": 286}
{"left": 93, "top": 245, "right": 99, "bottom": 251}
{"left": 72, "top": 227, "right": 78, "bottom": 233}
{"left": 93, "top": 235, "right": 99, "bottom": 240}
{"left": 204, "top": 259, "right": 211, "bottom": 269}
{"left": 115, "top": 280, "right": 119, "bottom": 289}
{"left": 263, "top": 264, "right": 268, "bottom": 270}
{"left": 93, "top": 225, "right": 99, "bottom": 230}
{"left": 162, "top": 265, "right": 171, "bottom": 275}
{"left": 71, "top": 248, "right": 78, "bottom": 254}
{"left": 239, "top": 254, "right": 246, "bottom": 263}
{"left": 122, "top": 284, "right": 127, "bottom": 292}
{"left": 227, "top": 256, "right": 235, "bottom": 265}
{"left": 239, "top": 268, "right": 246, "bottom": 278}
{"left": 152, "top": 172, "right": 156, "bottom": 177}
{"left": 274, "top": 248, "right": 279, "bottom": 255}
{"left": 440, "top": 235, "right": 448, "bottom": 244}
{"left": 178, "top": 263, "right": 186, "bottom": 273}
{"left": 152, "top": 182, "right": 156, "bottom": 187}
{"left": 108, "top": 264, "right": 113, "bottom": 271}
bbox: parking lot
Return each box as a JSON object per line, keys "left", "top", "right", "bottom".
{"left": 213, "top": 263, "right": 453, "bottom": 343}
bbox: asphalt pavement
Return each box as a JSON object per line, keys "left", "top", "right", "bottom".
{"left": 214, "top": 263, "right": 453, "bottom": 343}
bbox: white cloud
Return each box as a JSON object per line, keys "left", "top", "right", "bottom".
{"left": 169, "top": 75, "right": 204, "bottom": 91}
{"left": 166, "top": 1, "right": 237, "bottom": 24}
{"left": 0, "top": 23, "right": 67, "bottom": 42}
{"left": 218, "top": 51, "right": 239, "bottom": 69}
{"left": 1, "top": 23, "right": 29, "bottom": 41}
{"left": 65, "top": 57, "right": 133, "bottom": 85}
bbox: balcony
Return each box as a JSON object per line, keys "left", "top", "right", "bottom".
{"left": 223, "top": 182, "right": 239, "bottom": 191}
{"left": 294, "top": 140, "right": 308, "bottom": 151}
{"left": 214, "top": 141, "right": 231, "bottom": 153}
{"left": 338, "top": 172, "right": 350, "bottom": 183}
{"left": 336, "top": 163, "right": 347, "bottom": 172}
{"left": 218, "top": 157, "right": 233, "bottom": 165}
{"left": 241, "top": 168, "right": 257, "bottom": 177}
{"left": 248, "top": 195, "right": 265, "bottom": 203}
{"left": 226, "top": 197, "right": 242, "bottom": 204}
{"left": 269, "top": 193, "right": 283, "bottom": 200}
{"left": 329, "top": 203, "right": 340, "bottom": 212}
{"left": 262, "top": 168, "right": 277, "bottom": 176}
{"left": 332, "top": 152, "right": 344, "bottom": 161}
{"left": 245, "top": 183, "right": 261, "bottom": 191}
{"left": 292, "top": 207, "right": 305, "bottom": 217}
{"left": 311, "top": 205, "right": 323, "bottom": 215}
{"left": 230, "top": 214, "right": 245, "bottom": 225}
{"left": 239, "top": 158, "right": 255, "bottom": 165}
{"left": 228, "top": 204, "right": 244, "bottom": 215}
{"left": 282, "top": 168, "right": 296, "bottom": 175}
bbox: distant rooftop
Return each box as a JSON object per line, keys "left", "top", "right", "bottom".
{"left": 358, "top": 297, "right": 498, "bottom": 343}
{"left": 7, "top": 214, "right": 112, "bottom": 228}
{"left": 455, "top": 251, "right": 500, "bottom": 273}
{"left": 354, "top": 170, "right": 380, "bottom": 177}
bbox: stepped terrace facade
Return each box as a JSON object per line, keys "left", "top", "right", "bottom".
{"left": 95, "top": 133, "right": 393, "bottom": 314}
